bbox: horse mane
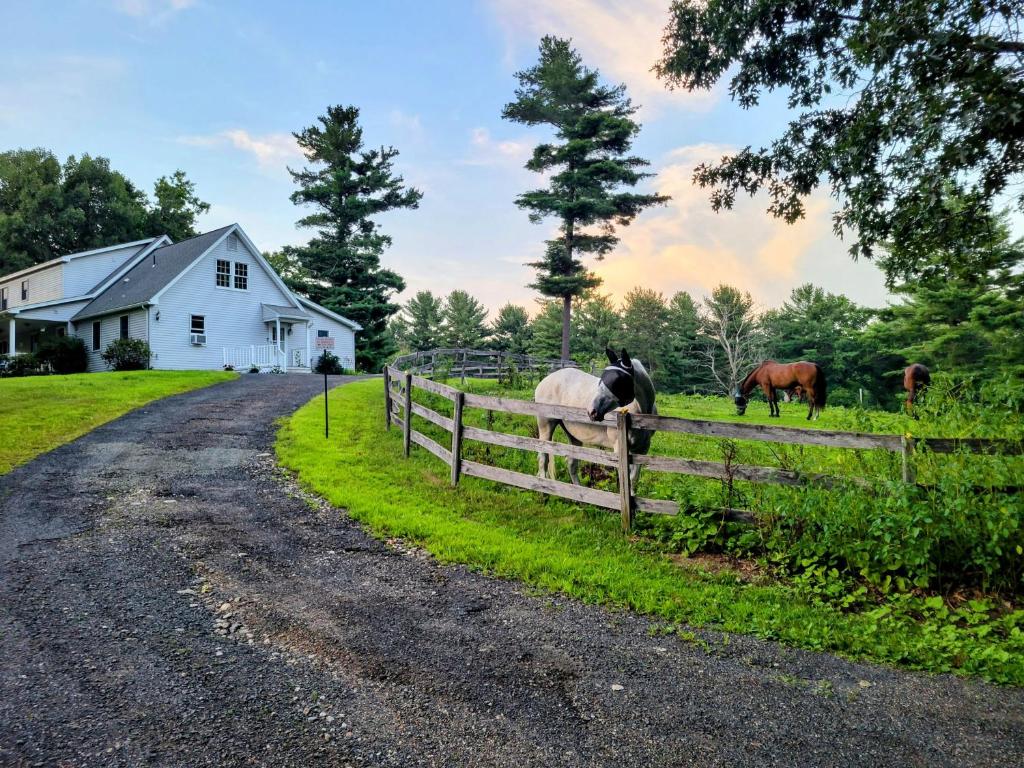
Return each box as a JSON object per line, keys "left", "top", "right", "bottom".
{"left": 631, "top": 359, "right": 657, "bottom": 415}
{"left": 739, "top": 363, "right": 766, "bottom": 394}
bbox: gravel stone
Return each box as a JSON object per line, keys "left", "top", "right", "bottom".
{"left": 1, "top": 373, "right": 1021, "bottom": 767}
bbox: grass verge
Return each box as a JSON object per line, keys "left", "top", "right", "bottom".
{"left": 0, "top": 369, "right": 237, "bottom": 474}
{"left": 276, "top": 379, "right": 1024, "bottom": 685}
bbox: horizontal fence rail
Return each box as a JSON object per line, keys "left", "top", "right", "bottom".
{"left": 391, "top": 348, "right": 579, "bottom": 382}
{"left": 382, "top": 365, "right": 1020, "bottom": 532}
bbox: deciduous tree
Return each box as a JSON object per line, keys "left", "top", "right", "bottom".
{"left": 657, "top": 1, "right": 1024, "bottom": 281}
{"left": 699, "top": 285, "right": 764, "bottom": 395}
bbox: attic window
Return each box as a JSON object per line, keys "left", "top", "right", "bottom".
{"left": 216, "top": 259, "right": 231, "bottom": 288}
{"left": 227, "top": 234, "right": 239, "bottom": 251}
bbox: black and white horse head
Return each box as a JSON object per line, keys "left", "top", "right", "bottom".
{"left": 588, "top": 348, "right": 636, "bottom": 421}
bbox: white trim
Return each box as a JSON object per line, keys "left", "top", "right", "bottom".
{"left": 295, "top": 295, "right": 362, "bottom": 330}
{"left": 231, "top": 226, "right": 305, "bottom": 310}
{"left": 149, "top": 227, "right": 237, "bottom": 304}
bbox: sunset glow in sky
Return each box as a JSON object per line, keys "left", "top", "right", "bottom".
{"left": 1, "top": 0, "right": 893, "bottom": 316}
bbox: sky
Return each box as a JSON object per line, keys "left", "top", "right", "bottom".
{"left": 0, "top": 0, "right": 893, "bottom": 318}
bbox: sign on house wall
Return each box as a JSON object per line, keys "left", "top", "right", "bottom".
{"left": 315, "top": 337, "right": 335, "bottom": 350}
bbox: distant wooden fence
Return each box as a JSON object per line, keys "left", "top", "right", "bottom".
{"left": 391, "top": 348, "right": 578, "bottom": 383}
{"left": 383, "top": 366, "right": 1022, "bottom": 533}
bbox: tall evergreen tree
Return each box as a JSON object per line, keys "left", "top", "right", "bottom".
{"left": 441, "top": 290, "right": 489, "bottom": 348}
{"left": 528, "top": 300, "right": 566, "bottom": 359}
{"left": 502, "top": 36, "right": 668, "bottom": 360}
{"left": 397, "top": 290, "right": 445, "bottom": 352}
{"left": 573, "top": 293, "right": 622, "bottom": 366}
{"left": 490, "top": 303, "right": 533, "bottom": 355}
{"left": 663, "top": 291, "right": 707, "bottom": 394}
{"left": 620, "top": 287, "right": 672, "bottom": 382}
{"left": 285, "top": 105, "right": 422, "bottom": 371}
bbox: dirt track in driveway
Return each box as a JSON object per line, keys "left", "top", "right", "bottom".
{"left": 1, "top": 373, "right": 1022, "bottom": 767}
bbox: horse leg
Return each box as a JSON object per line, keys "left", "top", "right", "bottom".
{"left": 806, "top": 387, "right": 814, "bottom": 420}
{"left": 565, "top": 430, "right": 583, "bottom": 486}
{"left": 537, "top": 417, "right": 556, "bottom": 480}
{"left": 761, "top": 383, "right": 774, "bottom": 417}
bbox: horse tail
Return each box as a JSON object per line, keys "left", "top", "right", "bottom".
{"left": 813, "top": 364, "right": 827, "bottom": 415}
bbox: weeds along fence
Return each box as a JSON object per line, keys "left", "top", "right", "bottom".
{"left": 383, "top": 366, "right": 1022, "bottom": 533}
{"left": 391, "top": 348, "right": 579, "bottom": 384}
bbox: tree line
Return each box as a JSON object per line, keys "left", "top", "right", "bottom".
{"left": 391, "top": 215, "right": 1024, "bottom": 409}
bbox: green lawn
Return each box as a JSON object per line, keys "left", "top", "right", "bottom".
{"left": 0, "top": 370, "right": 237, "bottom": 474}
{"left": 277, "top": 379, "right": 1024, "bottom": 685}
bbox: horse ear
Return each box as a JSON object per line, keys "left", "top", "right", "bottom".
{"left": 605, "top": 348, "right": 618, "bottom": 365}
{"left": 620, "top": 348, "right": 632, "bottom": 368}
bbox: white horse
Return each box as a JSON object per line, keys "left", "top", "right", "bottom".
{"left": 534, "top": 348, "right": 657, "bottom": 485}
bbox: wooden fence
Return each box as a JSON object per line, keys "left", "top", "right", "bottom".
{"left": 390, "top": 348, "right": 578, "bottom": 383}
{"left": 383, "top": 366, "right": 1021, "bottom": 533}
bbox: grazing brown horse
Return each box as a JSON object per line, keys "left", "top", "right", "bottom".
{"left": 735, "top": 361, "right": 827, "bottom": 420}
{"left": 903, "top": 363, "right": 930, "bottom": 414}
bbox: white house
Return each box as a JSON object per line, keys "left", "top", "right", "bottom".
{"left": 0, "top": 224, "right": 359, "bottom": 373}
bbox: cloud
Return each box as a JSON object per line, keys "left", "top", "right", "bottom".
{"left": 110, "top": 0, "right": 196, "bottom": 20}
{"left": 177, "top": 129, "right": 305, "bottom": 174}
{"left": 461, "top": 127, "right": 532, "bottom": 167}
{"left": 487, "top": 0, "right": 716, "bottom": 115}
{"left": 389, "top": 109, "right": 424, "bottom": 141}
{"left": 590, "top": 143, "right": 890, "bottom": 308}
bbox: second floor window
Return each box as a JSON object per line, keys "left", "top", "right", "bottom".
{"left": 21, "top": 280, "right": 28, "bottom": 301}
{"left": 216, "top": 259, "right": 231, "bottom": 288}
{"left": 234, "top": 262, "right": 248, "bottom": 290}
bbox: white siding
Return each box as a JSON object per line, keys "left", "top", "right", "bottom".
{"left": 304, "top": 306, "right": 357, "bottom": 371}
{"left": 148, "top": 237, "right": 296, "bottom": 370}
{"left": 62, "top": 243, "right": 149, "bottom": 297}
{"left": 73, "top": 309, "right": 149, "bottom": 372}
{"left": 0, "top": 264, "right": 63, "bottom": 309}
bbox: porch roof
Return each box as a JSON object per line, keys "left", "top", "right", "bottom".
{"left": 261, "top": 303, "right": 309, "bottom": 322}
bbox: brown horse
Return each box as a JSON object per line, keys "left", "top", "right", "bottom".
{"left": 735, "top": 361, "right": 827, "bottom": 420}
{"left": 903, "top": 363, "right": 930, "bottom": 414}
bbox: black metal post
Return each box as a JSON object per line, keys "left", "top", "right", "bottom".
{"left": 324, "top": 372, "right": 329, "bottom": 439}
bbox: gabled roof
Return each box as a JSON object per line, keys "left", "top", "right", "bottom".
{"left": 296, "top": 295, "right": 362, "bottom": 330}
{"left": 72, "top": 226, "right": 234, "bottom": 321}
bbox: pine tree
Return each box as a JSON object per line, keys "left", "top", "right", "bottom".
{"left": 528, "top": 300, "right": 565, "bottom": 359}
{"left": 573, "top": 293, "right": 621, "bottom": 367}
{"left": 396, "top": 290, "right": 444, "bottom": 352}
{"left": 284, "top": 105, "right": 422, "bottom": 371}
{"left": 502, "top": 36, "right": 668, "bottom": 360}
{"left": 663, "top": 291, "right": 708, "bottom": 394}
{"left": 621, "top": 287, "right": 672, "bottom": 382}
{"left": 490, "top": 303, "right": 532, "bottom": 354}
{"left": 441, "top": 290, "right": 489, "bottom": 348}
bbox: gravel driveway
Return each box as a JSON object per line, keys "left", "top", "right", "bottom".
{"left": 1, "top": 374, "right": 1021, "bottom": 767}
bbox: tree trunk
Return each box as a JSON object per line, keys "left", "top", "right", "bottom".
{"left": 561, "top": 295, "right": 572, "bottom": 361}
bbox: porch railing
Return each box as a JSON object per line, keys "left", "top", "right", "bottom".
{"left": 223, "top": 344, "right": 285, "bottom": 370}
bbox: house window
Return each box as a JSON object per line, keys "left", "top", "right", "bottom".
{"left": 119, "top": 315, "right": 129, "bottom": 340}
{"left": 92, "top": 322, "right": 101, "bottom": 351}
{"left": 0, "top": 287, "right": 7, "bottom": 310}
{"left": 0, "top": 340, "right": 7, "bottom": 355}
{"left": 190, "top": 315, "right": 205, "bottom": 334}
{"left": 233, "top": 262, "right": 248, "bottom": 290}
{"left": 227, "top": 234, "right": 239, "bottom": 251}
{"left": 21, "top": 280, "right": 28, "bottom": 301}
{"left": 216, "top": 259, "right": 231, "bottom": 288}
{"left": 317, "top": 330, "right": 330, "bottom": 338}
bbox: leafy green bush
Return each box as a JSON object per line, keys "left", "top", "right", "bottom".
{"left": 36, "top": 335, "right": 88, "bottom": 374}
{"left": 0, "top": 354, "right": 41, "bottom": 378}
{"left": 101, "top": 338, "right": 151, "bottom": 371}
{"left": 314, "top": 350, "right": 344, "bottom": 375}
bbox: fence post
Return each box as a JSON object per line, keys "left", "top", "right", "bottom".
{"left": 450, "top": 391, "right": 465, "bottom": 487}
{"left": 901, "top": 436, "right": 916, "bottom": 484}
{"left": 403, "top": 371, "right": 412, "bottom": 458}
{"left": 617, "top": 410, "right": 634, "bottom": 533}
{"left": 383, "top": 366, "right": 392, "bottom": 430}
